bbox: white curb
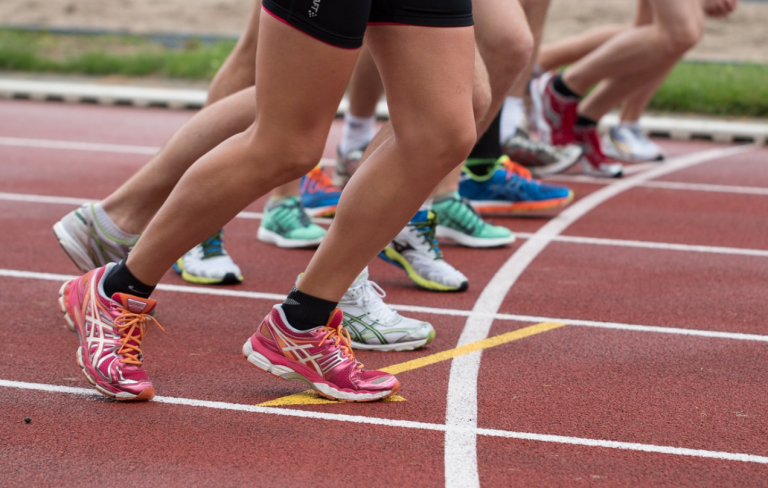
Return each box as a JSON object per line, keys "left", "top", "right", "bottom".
{"left": 1, "top": 78, "right": 766, "bottom": 144}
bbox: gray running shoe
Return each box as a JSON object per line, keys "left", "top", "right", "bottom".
{"left": 332, "top": 145, "right": 367, "bottom": 187}
{"left": 53, "top": 203, "right": 137, "bottom": 272}
{"left": 502, "top": 128, "right": 584, "bottom": 178}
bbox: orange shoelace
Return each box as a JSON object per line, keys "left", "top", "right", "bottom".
{"left": 501, "top": 157, "right": 533, "bottom": 182}
{"left": 310, "top": 167, "right": 341, "bottom": 191}
{"left": 317, "top": 324, "right": 363, "bottom": 369}
{"left": 115, "top": 310, "right": 164, "bottom": 365}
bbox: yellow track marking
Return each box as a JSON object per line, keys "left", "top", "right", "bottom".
{"left": 258, "top": 321, "right": 565, "bottom": 407}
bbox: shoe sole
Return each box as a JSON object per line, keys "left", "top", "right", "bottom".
{"left": 52, "top": 221, "right": 95, "bottom": 273}
{"left": 242, "top": 340, "right": 399, "bottom": 402}
{"left": 378, "top": 247, "right": 468, "bottom": 292}
{"left": 436, "top": 225, "right": 515, "bottom": 248}
{"left": 256, "top": 227, "right": 324, "bottom": 249}
{"left": 468, "top": 190, "right": 574, "bottom": 215}
{"left": 523, "top": 149, "right": 584, "bottom": 178}
{"left": 57, "top": 280, "right": 154, "bottom": 402}
{"left": 351, "top": 328, "right": 435, "bottom": 352}
{"left": 580, "top": 159, "right": 624, "bottom": 178}
{"left": 172, "top": 260, "right": 243, "bottom": 285}
{"left": 303, "top": 205, "right": 337, "bottom": 218}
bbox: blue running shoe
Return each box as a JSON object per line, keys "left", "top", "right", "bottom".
{"left": 300, "top": 166, "right": 342, "bottom": 218}
{"left": 459, "top": 156, "right": 574, "bottom": 214}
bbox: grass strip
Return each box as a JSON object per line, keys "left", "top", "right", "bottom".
{"left": 1, "top": 29, "right": 767, "bottom": 117}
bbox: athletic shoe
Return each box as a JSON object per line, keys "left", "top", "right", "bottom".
{"left": 574, "top": 125, "right": 624, "bottom": 178}
{"left": 459, "top": 156, "right": 574, "bottom": 214}
{"left": 432, "top": 193, "right": 515, "bottom": 248}
{"left": 379, "top": 210, "right": 469, "bottom": 292}
{"left": 502, "top": 128, "right": 584, "bottom": 177}
{"left": 300, "top": 166, "right": 342, "bottom": 218}
{"left": 57, "top": 263, "right": 162, "bottom": 401}
{"left": 340, "top": 268, "right": 435, "bottom": 351}
{"left": 242, "top": 305, "right": 399, "bottom": 402}
{"left": 257, "top": 196, "right": 326, "bottom": 248}
{"left": 53, "top": 203, "right": 137, "bottom": 272}
{"left": 530, "top": 71, "right": 579, "bottom": 146}
{"left": 333, "top": 145, "right": 366, "bottom": 187}
{"left": 602, "top": 123, "right": 665, "bottom": 163}
{"left": 173, "top": 229, "right": 243, "bottom": 285}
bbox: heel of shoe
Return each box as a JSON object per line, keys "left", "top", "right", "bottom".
{"left": 58, "top": 281, "right": 76, "bottom": 332}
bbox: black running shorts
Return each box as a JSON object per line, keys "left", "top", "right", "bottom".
{"left": 262, "top": 0, "right": 473, "bottom": 49}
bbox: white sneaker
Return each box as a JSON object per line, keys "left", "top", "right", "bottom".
{"left": 339, "top": 268, "right": 436, "bottom": 351}
{"left": 379, "top": 210, "right": 469, "bottom": 292}
{"left": 173, "top": 230, "right": 243, "bottom": 285}
{"left": 602, "top": 123, "right": 665, "bottom": 163}
{"left": 53, "top": 203, "right": 137, "bottom": 272}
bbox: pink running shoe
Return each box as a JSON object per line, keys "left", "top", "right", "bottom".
{"left": 243, "top": 306, "right": 400, "bottom": 402}
{"left": 573, "top": 125, "right": 624, "bottom": 178}
{"left": 57, "top": 264, "right": 163, "bottom": 401}
{"left": 531, "top": 71, "right": 579, "bottom": 146}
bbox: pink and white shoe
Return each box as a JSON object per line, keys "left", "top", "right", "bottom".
{"left": 243, "top": 306, "right": 400, "bottom": 402}
{"left": 530, "top": 71, "right": 579, "bottom": 146}
{"left": 58, "top": 264, "right": 163, "bottom": 401}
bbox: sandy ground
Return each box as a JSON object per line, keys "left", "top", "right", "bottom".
{"left": 1, "top": 0, "right": 766, "bottom": 63}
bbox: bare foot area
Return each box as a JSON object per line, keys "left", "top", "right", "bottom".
{"left": 1, "top": 0, "right": 766, "bottom": 63}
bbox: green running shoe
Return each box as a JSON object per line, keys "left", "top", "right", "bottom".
{"left": 257, "top": 196, "right": 326, "bottom": 248}
{"left": 433, "top": 193, "right": 515, "bottom": 248}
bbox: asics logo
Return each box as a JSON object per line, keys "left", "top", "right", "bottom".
{"left": 308, "top": 0, "right": 321, "bottom": 17}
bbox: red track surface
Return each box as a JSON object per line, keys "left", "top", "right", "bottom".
{"left": 1, "top": 100, "right": 767, "bottom": 486}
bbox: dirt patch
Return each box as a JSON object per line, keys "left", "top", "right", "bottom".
{"left": 1, "top": 0, "right": 766, "bottom": 63}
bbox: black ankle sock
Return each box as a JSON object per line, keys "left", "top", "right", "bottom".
{"left": 575, "top": 114, "right": 598, "bottom": 128}
{"left": 467, "top": 111, "right": 502, "bottom": 160}
{"left": 552, "top": 73, "right": 580, "bottom": 99}
{"left": 282, "top": 288, "right": 338, "bottom": 331}
{"left": 103, "top": 260, "right": 155, "bottom": 299}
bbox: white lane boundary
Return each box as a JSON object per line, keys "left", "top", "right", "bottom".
{"left": 2, "top": 77, "right": 767, "bottom": 143}
{"left": 1, "top": 378, "right": 766, "bottom": 465}
{"left": 2, "top": 191, "right": 767, "bottom": 258}
{"left": 3, "top": 267, "right": 768, "bottom": 343}
{"left": 0, "top": 136, "right": 159, "bottom": 155}
{"left": 443, "top": 144, "right": 759, "bottom": 487}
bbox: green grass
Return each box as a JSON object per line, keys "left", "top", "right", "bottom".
{"left": 0, "top": 30, "right": 235, "bottom": 79}
{"left": 649, "top": 62, "right": 768, "bottom": 118}
{"left": 1, "top": 29, "right": 767, "bottom": 117}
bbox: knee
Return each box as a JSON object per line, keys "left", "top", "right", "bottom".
{"left": 658, "top": 18, "right": 703, "bottom": 57}
{"left": 407, "top": 117, "right": 477, "bottom": 173}
{"left": 480, "top": 28, "right": 534, "bottom": 94}
{"left": 243, "top": 129, "right": 325, "bottom": 181}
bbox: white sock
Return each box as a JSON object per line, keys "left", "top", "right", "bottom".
{"left": 92, "top": 202, "right": 139, "bottom": 240}
{"left": 339, "top": 113, "right": 375, "bottom": 156}
{"left": 500, "top": 96, "right": 525, "bottom": 142}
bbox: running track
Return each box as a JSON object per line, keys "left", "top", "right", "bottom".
{"left": 1, "top": 100, "right": 767, "bottom": 486}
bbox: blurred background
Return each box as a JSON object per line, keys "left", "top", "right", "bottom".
{"left": 0, "top": 0, "right": 766, "bottom": 117}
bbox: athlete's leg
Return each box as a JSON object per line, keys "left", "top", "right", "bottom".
{"left": 536, "top": 24, "right": 625, "bottom": 73}
{"left": 299, "top": 24, "right": 476, "bottom": 300}
{"left": 562, "top": 0, "right": 702, "bottom": 96}
{"left": 125, "top": 15, "right": 360, "bottom": 285}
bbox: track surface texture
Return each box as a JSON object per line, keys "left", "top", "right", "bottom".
{"left": 1, "top": 100, "right": 767, "bottom": 487}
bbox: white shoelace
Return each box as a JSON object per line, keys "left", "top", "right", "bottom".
{"left": 348, "top": 279, "right": 400, "bottom": 324}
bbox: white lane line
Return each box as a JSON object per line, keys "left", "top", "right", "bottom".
{"left": 4, "top": 267, "right": 768, "bottom": 343}
{"left": 0, "top": 136, "right": 160, "bottom": 155}
{"left": 2, "top": 378, "right": 766, "bottom": 465}
{"left": 643, "top": 180, "right": 768, "bottom": 196}
{"left": 513, "top": 233, "right": 768, "bottom": 258}
{"left": 444, "top": 144, "right": 758, "bottom": 487}
{"left": 3, "top": 191, "right": 767, "bottom": 257}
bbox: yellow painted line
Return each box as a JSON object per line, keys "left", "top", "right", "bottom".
{"left": 258, "top": 321, "right": 565, "bottom": 407}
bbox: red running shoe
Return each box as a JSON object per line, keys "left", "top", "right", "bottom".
{"left": 243, "top": 306, "right": 399, "bottom": 402}
{"left": 531, "top": 71, "right": 579, "bottom": 146}
{"left": 574, "top": 125, "right": 624, "bottom": 178}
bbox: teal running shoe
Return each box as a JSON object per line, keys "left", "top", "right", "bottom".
{"left": 432, "top": 193, "right": 515, "bottom": 248}
{"left": 257, "top": 196, "right": 326, "bottom": 248}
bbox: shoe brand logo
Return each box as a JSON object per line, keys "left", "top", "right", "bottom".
{"left": 308, "top": 0, "right": 321, "bottom": 18}
{"left": 126, "top": 298, "right": 146, "bottom": 313}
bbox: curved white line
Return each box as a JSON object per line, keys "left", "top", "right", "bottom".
{"left": 443, "top": 144, "right": 757, "bottom": 487}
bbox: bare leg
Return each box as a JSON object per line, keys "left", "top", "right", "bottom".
{"left": 508, "top": 0, "right": 551, "bottom": 98}
{"left": 299, "top": 24, "right": 476, "bottom": 301}
{"left": 577, "top": 0, "right": 703, "bottom": 121}
{"left": 536, "top": 24, "right": 626, "bottom": 73}
{"left": 347, "top": 46, "right": 383, "bottom": 118}
{"left": 563, "top": 0, "right": 702, "bottom": 97}
{"left": 126, "top": 15, "right": 360, "bottom": 285}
